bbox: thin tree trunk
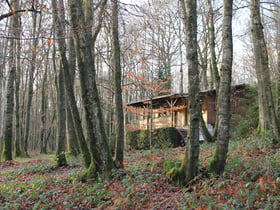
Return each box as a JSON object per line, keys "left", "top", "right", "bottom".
{"left": 40, "top": 55, "right": 48, "bottom": 154}
{"left": 111, "top": 0, "right": 124, "bottom": 168}
{"left": 207, "top": 0, "right": 220, "bottom": 139}
{"left": 209, "top": 0, "right": 233, "bottom": 175}
{"left": 23, "top": 11, "right": 41, "bottom": 157}
{"left": 55, "top": 63, "right": 67, "bottom": 167}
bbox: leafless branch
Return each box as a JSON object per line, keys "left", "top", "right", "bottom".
{"left": 0, "top": 9, "right": 41, "bottom": 21}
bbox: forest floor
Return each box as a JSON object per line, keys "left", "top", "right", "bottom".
{"left": 0, "top": 136, "right": 280, "bottom": 209}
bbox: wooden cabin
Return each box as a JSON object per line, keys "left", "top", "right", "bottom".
{"left": 126, "top": 84, "right": 247, "bottom": 131}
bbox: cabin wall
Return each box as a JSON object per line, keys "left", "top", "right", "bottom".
{"left": 206, "top": 95, "right": 217, "bottom": 126}
{"left": 129, "top": 86, "right": 247, "bottom": 130}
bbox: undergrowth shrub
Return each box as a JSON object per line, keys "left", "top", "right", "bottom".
{"left": 126, "top": 127, "right": 182, "bottom": 150}
{"left": 231, "top": 85, "right": 258, "bottom": 139}
{"left": 138, "top": 129, "right": 150, "bottom": 149}
{"left": 126, "top": 130, "right": 140, "bottom": 149}
{"left": 108, "top": 134, "right": 116, "bottom": 155}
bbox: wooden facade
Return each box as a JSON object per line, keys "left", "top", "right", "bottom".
{"left": 126, "top": 84, "right": 247, "bottom": 130}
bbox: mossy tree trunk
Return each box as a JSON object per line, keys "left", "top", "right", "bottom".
{"left": 14, "top": 2, "right": 22, "bottom": 157}
{"left": 68, "top": 0, "right": 114, "bottom": 181}
{"left": 250, "top": 0, "right": 280, "bottom": 146}
{"left": 209, "top": 0, "right": 233, "bottom": 175}
{"left": 111, "top": 0, "right": 124, "bottom": 168}
{"left": 66, "top": 38, "right": 80, "bottom": 157}
{"left": 200, "top": 110, "right": 214, "bottom": 143}
{"left": 52, "top": 0, "right": 90, "bottom": 167}
{"left": 168, "top": 0, "right": 200, "bottom": 186}
{"left": 2, "top": 0, "right": 18, "bottom": 161}
{"left": 2, "top": 51, "right": 15, "bottom": 161}
{"left": 2, "top": 67, "right": 15, "bottom": 161}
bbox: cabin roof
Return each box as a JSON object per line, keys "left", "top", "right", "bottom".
{"left": 126, "top": 83, "right": 246, "bottom": 108}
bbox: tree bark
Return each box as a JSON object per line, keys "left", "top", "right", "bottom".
{"left": 40, "top": 53, "right": 48, "bottom": 154}
{"left": 168, "top": 0, "right": 200, "bottom": 186}
{"left": 23, "top": 10, "right": 41, "bottom": 157}
{"left": 111, "top": 0, "right": 125, "bottom": 168}
{"left": 209, "top": 0, "right": 233, "bottom": 175}
{"left": 250, "top": 0, "right": 280, "bottom": 146}
{"left": 52, "top": 0, "right": 91, "bottom": 167}
{"left": 207, "top": 0, "right": 220, "bottom": 139}
{"left": 66, "top": 38, "right": 80, "bottom": 156}
{"left": 2, "top": 1, "right": 17, "bottom": 160}
{"left": 55, "top": 63, "right": 67, "bottom": 167}
{"left": 14, "top": 1, "right": 22, "bottom": 157}
{"left": 68, "top": 0, "right": 114, "bottom": 180}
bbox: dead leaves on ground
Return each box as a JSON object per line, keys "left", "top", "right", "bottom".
{"left": 0, "top": 140, "right": 280, "bottom": 209}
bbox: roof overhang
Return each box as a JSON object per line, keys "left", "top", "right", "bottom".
{"left": 126, "top": 83, "right": 246, "bottom": 108}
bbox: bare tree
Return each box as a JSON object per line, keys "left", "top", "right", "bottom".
{"left": 23, "top": 4, "right": 42, "bottom": 157}
{"left": 67, "top": 0, "right": 114, "bottom": 181}
{"left": 111, "top": 0, "right": 125, "bottom": 167}
{"left": 1, "top": 0, "right": 17, "bottom": 161}
{"left": 209, "top": 0, "right": 233, "bottom": 174}
{"left": 14, "top": 1, "right": 22, "bottom": 157}
{"left": 52, "top": 0, "right": 91, "bottom": 167}
{"left": 168, "top": 0, "right": 200, "bottom": 186}
{"left": 250, "top": 0, "right": 280, "bottom": 145}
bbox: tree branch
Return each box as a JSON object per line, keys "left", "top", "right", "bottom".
{"left": 0, "top": 9, "right": 41, "bottom": 21}
{"left": 92, "top": 0, "right": 108, "bottom": 43}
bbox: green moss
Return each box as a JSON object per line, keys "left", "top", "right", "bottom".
{"left": 175, "top": 159, "right": 182, "bottom": 168}
{"left": 163, "top": 161, "right": 175, "bottom": 173}
{"left": 167, "top": 167, "right": 184, "bottom": 186}
{"left": 138, "top": 130, "right": 150, "bottom": 149}
{"left": 82, "top": 162, "right": 97, "bottom": 182}
{"left": 126, "top": 130, "right": 140, "bottom": 149}
{"left": 82, "top": 148, "right": 91, "bottom": 169}
{"left": 56, "top": 152, "right": 67, "bottom": 167}
{"left": 209, "top": 149, "right": 220, "bottom": 175}
{"left": 126, "top": 127, "right": 182, "bottom": 150}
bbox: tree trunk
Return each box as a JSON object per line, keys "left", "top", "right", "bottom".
{"left": 2, "top": 5, "right": 19, "bottom": 160}
{"left": 55, "top": 63, "right": 67, "bottom": 167}
{"left": 14, "top": 2, "right": 22, "bottom": 157}
{"left": 23, "top": 11, "right": 41, "bottom": 157}
{"left": 207, "top": 0, "right": 220, "bottom": 139}
{"left": 2, "top": 67, "right": 15, "bottom": 161}
{"left": 209, "top": 0, "right": 233, "bottom": 175}
{"left": 250, "top": 0, "right": 280, "bottom": 146}
{"left": 207, "top": 0, "right": 220, "bottom": 90}
{"left": 52, "top": 0, "right": 91, "bottom": 167}
{"left": 111, "top": 0, "right": 124, "bottom": 168}
{"left": 66, "top": 38, "right": 80, "bottom": 156}
{"left": 168, "top": 0, "right": 200, "bottom": 186}
{"left": 40, "top": 58, "right": 48, "bottom": 154}
{"left": 68, "top": 0, "right": 114, "bottom": 181}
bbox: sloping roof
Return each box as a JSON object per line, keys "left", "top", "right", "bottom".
{"left": 126, "top": 83, "right": 246, "bottom": 108}
{"left": 126, "top": 93, "right": 188, "bottom": 107}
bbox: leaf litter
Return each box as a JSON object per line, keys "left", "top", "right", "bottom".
{"left": 0, "top": 138, "right": 279, "bottom": 209}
